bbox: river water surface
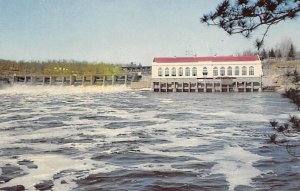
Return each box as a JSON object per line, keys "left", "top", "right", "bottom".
{"left": 0, "top": 85, "right": 299, "bottom": 191}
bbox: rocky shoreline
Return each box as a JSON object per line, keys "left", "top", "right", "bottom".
{"left": 262, "top": 60, "right": 300, "bottom": 91}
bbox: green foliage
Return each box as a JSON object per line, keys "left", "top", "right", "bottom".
{"left": 0, "top": 59, "right": 123, "bottom": 77}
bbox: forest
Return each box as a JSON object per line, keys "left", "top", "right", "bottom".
{"left": 0, "top": 59, "right": 123, "bottom": 77}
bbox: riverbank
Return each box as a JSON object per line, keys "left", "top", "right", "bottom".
{"left": 1, "top": 59, "right": 299, "bottom": 92}
{"left": 262, "top": 60, "right": 300, "bottom": 90}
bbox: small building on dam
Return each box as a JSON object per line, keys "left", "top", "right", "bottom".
{"left": 151, "top": 55, "right": 263, "bottom": 92}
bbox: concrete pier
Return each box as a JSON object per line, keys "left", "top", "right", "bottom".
{"left": 152, "top": 77, "right": 262, "bottom": 93}
{"left": 70, "top": 76, "right": 76, "bottom": 85}
{"left": 102, "top": 76, "right": 106, "bottom": 86}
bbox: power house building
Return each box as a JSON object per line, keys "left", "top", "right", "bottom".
{"left": 151, "top": 55, "right": 263, "bottom": 92}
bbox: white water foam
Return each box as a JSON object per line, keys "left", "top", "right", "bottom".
{"left": 135, "top": 119, "right": 268, "bottom": 190}
{"left": 0, "top": 154, "right": 121, "bottom": 191}
{"left": 205, "top": 111, "right": 274, "bottom": 122}
{"left": 159, "top": 98, "right": 174, "bottom": 103}
{"left": 0, "top": 85, "right": 130, "bottom": 95}
{"left": 1, "top": 90, "right": 288, "bottom": 190}
{"left": 138, "top": 143, "right": 267, "bottom": 191}
{"left": 208, "top": 145, "right": 266, "bottom": 191}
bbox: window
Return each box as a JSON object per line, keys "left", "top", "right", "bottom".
{"left": 249, "top": 66, "right": 254, "bottom": 75}
{"left": 235, "top": 66, "right": 239, "bottom": 76}
{"left": 203, "top": 67, "right": 208, "bottom": 76}
{"left": 178, "top": 67, "right": 183, "bottom": 76}
{"left": 242, "top": 66, "right": 247, "bottom": 76}
{"left": 192, "top": 67, "right": 197, "bottom": 76}
{"left": 165, "top": 67, "right": 169, "bottom": 76}
{"left": 227, "top": 66, "right": 232, "bottom": 76}
{"left": 171, "top": 67, "right": 176, "bottom": 77}
{"left": 220, "top": 67, "right": 225, "bottom": 76}
{"left": 185, "top": 67, "right": 190, "bottom": 76}
{"left": 158, "top": 67, "right": 163, "bottom": 77}
{"left": 213, "top": 67, "right": 218, "bottom": 76}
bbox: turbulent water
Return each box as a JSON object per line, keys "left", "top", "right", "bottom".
{"left": 0, "top": 85, "right": 299, "bottom": 191}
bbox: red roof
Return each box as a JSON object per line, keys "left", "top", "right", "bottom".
{"left": 153, "top": 55, "right": 259, "bottom": 63}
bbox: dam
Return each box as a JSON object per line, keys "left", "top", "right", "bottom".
{"left": 5, "top": 74, "right": 129, "bottom": 86}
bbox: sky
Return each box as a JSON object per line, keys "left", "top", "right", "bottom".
{"left": 0, "top": 0, "right": 299, "bottom": 65}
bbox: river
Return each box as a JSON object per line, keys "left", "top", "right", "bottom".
{"left": 0, "top": 85, "right": 299, "bottom": 191}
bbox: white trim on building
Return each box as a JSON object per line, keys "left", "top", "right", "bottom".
{"left": 152, "top": 55, "right": 263, "bottom": 79}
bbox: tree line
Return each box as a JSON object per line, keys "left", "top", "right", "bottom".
{"left": 0, "top": 59, "right": 123, "bottom": 77}
{"left": 259, "top": 39, "right": 297, "bottom": 60}
{"left": 236, "top": 38, "right": 298, "bottom": 61}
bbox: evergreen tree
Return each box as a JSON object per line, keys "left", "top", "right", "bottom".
{"left": 269, "top": 70, "right": 300, "bottom": 157}
{"left": 202, "top": 0, "right": 300, "bottom": 50}
{"left": 259, "top": 49, "right": 268, "bottom": 60}
{"left": 269, "top": 48, "right": 276, "bottom": 58}
{"left": 288, "top": 44, "right": 296, "bottom": 60}
{"left": 276, "top": 49, "right": 282, "bottom": 59}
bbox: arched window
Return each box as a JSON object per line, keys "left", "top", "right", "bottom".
{"left": 171, "top": 67, "right": 176, "bottom": 77}
{"left": 192, "top": 67, "right": 197, "bottom": 76}
{"left": 178, "top": 67, "right": 183, "bottom": 76}
{"left": 185, "top": 67, "right": 190, "bottom": 76}
{"left": 249, "top": 66, "right": 254, "bottom": 75}
{"left": 165, "top": 67, "right": 169, "bottom": 76}
{"left": 227, "top": 66, "right": 232, "bottom": 76}
{"left": 203, "top": 67, "right": 208, "bottom": 76}
{"left": 242, "top": 66, "right": 247, "bottom": 76}
{"left": 220, "top": 67, "right": 225, "bottom": 76}
{"left": 213, "top": 67, "right": 218, "bottom": 76}
{"left": 235, "top": 66, "right": 239, "bottom": 76}
{"left": 158, "top": 67, "right": 163, "bottom": 77}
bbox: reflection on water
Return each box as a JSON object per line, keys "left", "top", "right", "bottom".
{"left": 0, "top": 85, "right": 299, "bottom": 191}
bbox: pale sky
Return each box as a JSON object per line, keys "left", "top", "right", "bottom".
{"left": 0, "top": 0, "right": 299, "bottom": 65}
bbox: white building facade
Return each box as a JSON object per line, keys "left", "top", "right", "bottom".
{"left": 151, "top": 55, "right": 263, "bottom": 92}
{"left": 152, "top": 55, "right": 263, "bottom": 79}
